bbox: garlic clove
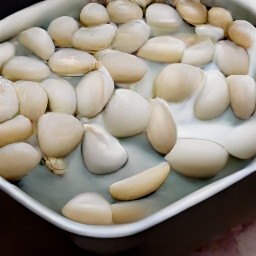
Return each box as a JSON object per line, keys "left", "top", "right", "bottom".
{"left": 44, "top": 157, "right": 67, "bottom": 175}
{"left": 130, "top": 0, "right": 153, "bottom": 8}
{"left": 0, "top": 42, "right": 15, "bottom": 70}
{"left": 195, "top": 24, "right": 224, "bottom": 42}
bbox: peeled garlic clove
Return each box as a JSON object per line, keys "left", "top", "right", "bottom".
{"left": 44, "top": 157, "right": 67, "bottom": 175}
{"left": 80, "top": 3, "right": 109, "bottom": 26}
{"left": 48, "top": 48, "right": 97, "bottom": 76}
{"left": 76, "top": 66, "right": 114, "bottom": 118}
{"left": 226, "top": 75, "right": 256, "bottom": 119}
{"left": 130, "top": 0, "right": 153, "bottom": 8}
{"left": 82, "top": 124, "right": 128, "bottom": 174}
{"left": 176, "top": 0, "right": 207, "bottom": 25}
{"left": 136, "top": 36, "right": 185, "bottom": 63}
{"left": 107, "top": 0, "right": 143, "bottom": 24}
{"left": 62, "top": 193, "right": 112, "bottom": 225}
{"left": 18, "top": 27, "right": 55, "bottom": 60}
{"left": 195, "top": 24, "right": 224, "bottom": 42}
{"left": 0, "top": 42, "right": 15, "bottom": 69}
{"left": 147, "top": 98, "right": 177, "bottom": 154}
{"left": 109, "top": 162, "right": 170, "bottom": 201}
{"left": 165, "top": 138, "right": 229, "bottom": 178}
{"left": 103, "top": 89, "right": 151, "bottom": 137}
{"left": 0, "top": 115, "right": 32, "bottom": 147}
{"left": 214, "top": 40, "right": 249, "bottom": 76}
{"left": 112, "top": 20, "right": 150, "bottom": 54}
{"left": 38, "top": 112, "right": 84, "bottom": 158}
{"left": 95, "top": 49, "right": 147, "bottom": 83}
{"left": 154, "top": 63, "right": 205, "bottom": 102}
{"left": 0, "top": 77, "right": 19, "bottom": 123}
{"left": 2, "top": 56, "right": 50, "bottom": 81}
{"left": 228, "top": 20, "right": 255, "bottom": 49}
{"left": 47, "top": 16, "right": 79, "bottom": 47}
{"left": 14, "top": 80, "right": 48, "bottom": 122}
{"left": 40, "top": 78, "right": 76, "bottom": 115}
{"left": 0, "top": 142, "right": 42, "bottom": 181}
{"left": 194, "top": 70, "right": 230, "bottom": 120}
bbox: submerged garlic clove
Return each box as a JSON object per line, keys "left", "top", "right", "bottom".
{"left": 40, "top": 78, "right": 76, "bottom": 115}
{"left": 154, "top": 63, "right": 205, "bottom": 102}
{"left": 165, "top": 138, "right": 229, "bottom": 178}
{"left": 195, "top": 24, "right": 224, "bottom": 42}
{"left": 44, "top": 157, "right": 67, "bottom": 175}
{"left": 62, "top": 193, "right": 112, "bottom": 225}
{"left": 194, "top": 70, "right": 230, "bottom": 120}
{"left": 0, "top": 42, "right": 15, "bottom": 70}
{"left": 0, "top": 142, "right": 42, "bottom": 180}
{"left": 103, "top": 89, "right": 151, "bottom": 137}
{"left": 48, "top": 48, "right": 97, "bottom": 76}
{"left": 14, "top": 80, "right": 48, "bottom": 122}
{"left": 136, "top": 36, "right": 185, "bottom": 63}
{"left": 147, "top": 98, "right": 177, "bottom": 154}
{"left": 82, "top": 124, "right": 128, "bottom": 174}
{"left": 109, "top": 162, "right": 170, "bottom": 201}
{"left": 38, "top": 112, "right": 84, "bottom": 158}
{"left": 226, "top": 75, "right": 256, "bottom": 119}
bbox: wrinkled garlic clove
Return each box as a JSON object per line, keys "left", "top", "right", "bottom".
{"left": 0, "top": 42, "right": 15, "bottom": 70}
{"left": 76, "top": 65, "right": 114, "bottom": 118}
{"left": 18, "top": 27, "right": 55, "bottom": 60}
{"left": 103, "top": 89, "right": 151, "bottom": 137}
{"left": 47, "top": 16, "right": 79, "bottom": 47}
{"left": 153, "top": 63, "right": 205, "bottom": 102}
{"left": 194, "top": 70, "right": 230, "bottom": 120}
{"left": 147, "top": 98, "right": 177, "bottom": 154}
{"left": 0, "top": 115, "right": 32, "bottom": 147}
{"left": 165, "top": 138, "right": 229, "bottom": 178}
{"left": 38, "top": 112, "right": 84, "bottom": 158}
{"left": 214, "top": 40, "right": 249, "bottom": 76}
{"left": 44, "top": 157, "right": 67, "bottom": 175}
{"left": 2, "top": 56, "right": 50, "bottom": 81}
{"left": 0, "top": 142, "right": 42, "bottom": 181}
{"left": 109, "top": 162, "right": 170, "bottom": 201}
{"left": 40, "top": 78, "right": 76, "bottom": 115}
{"left": 195, "top": 24, "right": 224, "bottom": 42}
{"left": 82, "top": 124, "right": 128, "bottom": 174}
{"left": 136, "top": 36, "right": 185, "bottom": 63}
{"left": 48, "top": 48, "right": 97, "bottom": 76}
{"left": 14, "top": 80, "right": 48, "bottom": 122}
{"left": 226, "top": 75, "right": 256, "bottom": 119}
{"left": 62, "top": 193, "right": 112, "bottom": 225}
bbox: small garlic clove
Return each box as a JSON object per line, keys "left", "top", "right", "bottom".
{"left": 146, "top": 98, "right": 177, "bottom": 154}
{"left": 226, "top": 75, "right": 256, "bottom": 119}
{"left": 62, "top": 193, "right": 112, "bottom": 225}
{"left": 103, "top": 88, "right": 151, "bottom": 137}
{"left": 109, "top": 162, "right": 170, "bottom": 201}
{"left": 40, "top": 78, "right": 76, "bottom": 115}
{"left": 0, "top": 42, "right": 15, "bottom": 70}
{"left": 194, "top": 70, "right": 230, "bottom": 120}
{"left": 82, "top": 124, "right": 128, "bottom": 174}
{"left": 44, "top": 157, "right": 67, "bottom": 175}
{"left": 195, "top": 24, "right": 224, "bottom": 42}
{"left": 130, "top": 0, "right": 153, "bottom": 8}
{"left": 165, "top": 138, "right": 229, "bottom": 178}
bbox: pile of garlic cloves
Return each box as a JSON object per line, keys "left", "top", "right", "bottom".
{"left": 0, "top": 0, "right": 256, "bottom": 225}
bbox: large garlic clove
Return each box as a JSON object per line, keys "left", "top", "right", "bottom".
{"left": 2, "top": 56, "right": 50, "bottom": 81}
{"left": 165, "top": 138, "right": 229, "bottom": 178}
{"left": 40, "top": 78, "right": 76, "bottom": 115}
{"left": 44, "top": 157, "right": 67, "bottom": 175}
{"left": 109, "top": 162, "right": 170, "bottom": 201}
{"left": 103, "top": 89, "right": 151, "bottom": 137}
{"left": 0, "top": 77, "right": 19, "bottom": 123}
{"left": 154, "top": 63, "right": 205, "bottom": 102}
{"left": 112, "top": 20, "right": 150, "bottom": 54}
{"left": 62, "top": 193, "right": 112, "bottom": 225}
{"left": 18, "top": 27, "right": 55, "bottom": 60}
{"left": 136, "top": 36, "right": 185, "bottom": 63}
{"left": 48, "top": 48, "right": 97, "bottom": 76}
{"left": 226, "top": 75, "right": 256, "bottom": 119}
{"left": 14, "top": 80, "right": 48, "bottom": 122}
{"left": 0, "top": 42, "right": 15, "bottom": 70}
{"left": 82, "top": 124, "right": 128, "bottom": 174}
{"left": 72, "top": 24, "right": 117, "bottom": 53}
{"left": 76, "top": 65, "right": 114, "bottom": 118}
{"left": 147, "top": 98, "right": 177, "bottom": 154}
{"left": 0, "top": 142, "right": 42, "bottom": 181}
{"left": 214, "top": 40, "right": 249, "bottom": 76}
{"left": 47, "top": 16, "right": 79, "bottom": 47}
{"left": 194, "top": 70, "right": 230, "bottom": 120}
{"left": 37, "top": 112, "right": 84, "bottom": 158}
{"left": 106, "top": 0, "right": 143, "bottom": 24}
{"left": 0, "top": 115, "right": 32, "bottom": 147}
{"left": 95, "top": 49, "right": 147, "bottom": 83}
{"left": 195, "top": 24, "right": 224, "bottom": 42}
